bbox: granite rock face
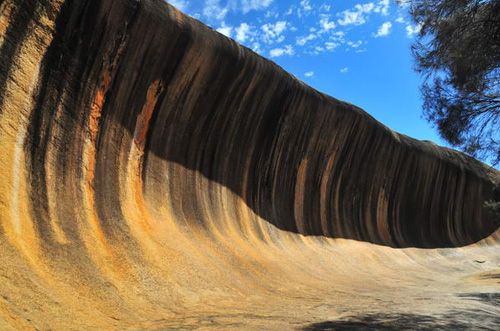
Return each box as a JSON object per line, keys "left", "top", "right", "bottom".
{"left": 0, "top": 0, "right": 499, "bottom": 329}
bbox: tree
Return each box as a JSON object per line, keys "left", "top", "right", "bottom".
{"left": 406, "top": 0, "right": 500, "bottom": 165}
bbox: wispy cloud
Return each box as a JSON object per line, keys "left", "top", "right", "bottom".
{"left": 337, "top": 1, "right": 390, "bottom": 26}
{"left": 203, "top": 0, "right": 273, "bottom": 20}
{"left": 241, "top": 0, "right": 274, "bottom": 13}
{"left": 296, "top": 33, "right": 318, "bottom": 46}
{"left": 319, "top": 16, "right": 336, "bottom": 32}
{"left": 375, "top": 0, "right": 390, "bottom": 16}
{"left": 235, "top": 23, "right": 252, "bottom": 42}
{"left": 347, "top": 40, "right": 363, "bottom": 48}
{"left": 251, "top": 42, "right": 262, "bottom": 53}
{"left": 295, "top": 0, "right": 314, "bottom": 18}
{"left": 320, "top": 4, "right": 331, "bottom": 12}
{"left": 300, "top": 0, "right": 312, "bottom": 11}
{"left": 338, "top": 7, "right": 369, "bottom": 26}
{"left": 261, "top": 21, "right": 288, "bottom": 44}
{"left": 325, "top": 42, "right": 339, "bottom": 51}
{"left": 374, "top": 21, "right": 392, "bottom": 37}
{"left": 395, "top": 16, "right": 406, "bottom": 24}
{"left": 216, "top": 22, "right": 233, "bottom": 38}
{"left": 203, "top": 0, "right": 228, "bottom": 20}
{"left": 270, "top": 45, "right": 294, "bottom": 57}
{"left": 305, "top": 71, "right": 314, "bottom": 77}
{"left": 198, "top": 1, "right": 398, "bottom": 58}
{"left": 340, "top": 67, "right": 349, "bottom": 73}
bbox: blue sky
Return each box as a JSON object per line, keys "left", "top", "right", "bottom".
{"left": 167, "top": 0, "right": 446, "bottom": 145}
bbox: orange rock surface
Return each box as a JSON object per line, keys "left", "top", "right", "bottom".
{"left": 0, "top": 1, "right": 498, "bottom": 329}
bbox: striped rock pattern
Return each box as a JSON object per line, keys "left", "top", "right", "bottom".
{"left": 0, "top": 0, "right": 499, "bottom": 329}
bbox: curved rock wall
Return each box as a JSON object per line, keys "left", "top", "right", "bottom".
{"left": 0, "top": 0, "right": 499, "bottom": 329}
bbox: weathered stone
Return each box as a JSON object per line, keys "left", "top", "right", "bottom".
{"left": 0, "top": 1, "right": 498, "bottom": 329}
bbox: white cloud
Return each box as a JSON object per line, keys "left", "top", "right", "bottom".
{"left": 406, "top": 23, "right": 422, "bottom": 38}
{"left": 296, "top": 33, "right": 318, "bottom": 46}
{"left": 338, "top": 10, "right": 365, "bottom": 26}
{"left": 337, "top": 3, "right": 375, "bottom": 26}
{"left": 252, "top": 42, "right": 262, "bottom": 53}
{"left": 374, "top": 0, "right": 390, "bottom": 16}
{"left": 332, "top": 31, "right": 346, "bottom": 38}
{"left": 204, "top": 0, "right": 273, "bottom": 20}
{"left": 235, "top": 23, "right": 252, "bottom": 42}
{"left": 347, "top": 40, "right": 363, "bottom": 48}
{"left": 340, "top": 67, "right": 349, "bottom": 73}
{"left": 395, "top": 16, "right": 406, "bottom": 24}
{"left": 270, "top": 21, "right": 287, "bottom": 34}
{"left": 328, "top": 31, "right": 346, "bottom": 47}
{"left": 337, "top": 1, "right": 390, "bottom": 26}
{"left": 261, "top": 21, "right": 288, "bottom": 44}
{"left": 242, "top": 0, "right": 273, "bottom": 13}
{"left": 320, "top": 4, "right": 331, "bottom": 12}
{"left": 296, "top": 0, "right": 313, "bottom": 18}
{"left": 357, "top": 3, "right": 376, "bottom": 13}
{"left": 200, "top": 1, "right": 395, "bottom": 58}
{"left": 216, "top": 22, "right": 233, "bottom": 38}
{"left": 305, "top": 71, "right": 314, "bottom": 77}
{"left": 325, "top": 42, "right": 339, "bottom": 51}
{"left": 374, "top": 21, "right": 392, "bottom": 37}
{"left": 203, "top": 0, "right": 228, "bottom": 20}
{"left": 319, "top": 16, "right": 336, "bottom": 32}
{"left": 300, "top": 0, "right": 312, "bottom": 11}
{"left": 270, "top": 45, "right": 294, "bottom": 57}
{"left": 168, "top": 0, "right": 189, "bottom": 11}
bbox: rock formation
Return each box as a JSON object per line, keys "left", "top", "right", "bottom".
{"left": 0, "top": 0, "right": 498, "bottom": 329}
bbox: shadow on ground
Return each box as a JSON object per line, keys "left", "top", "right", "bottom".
{"left": 458, "top": 292, "right": 500, "bottom": 308}
{"left": 303, "top": 306, "right": 500, "bottom": 330}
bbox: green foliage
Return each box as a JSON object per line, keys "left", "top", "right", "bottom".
{"left": 407, "top": 0, "right": 500, "bottom": 165}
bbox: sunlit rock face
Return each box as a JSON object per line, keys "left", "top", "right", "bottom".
{"left": 0, "top": 0, "right": 499, "bottom": 329}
